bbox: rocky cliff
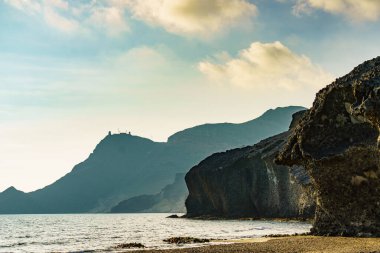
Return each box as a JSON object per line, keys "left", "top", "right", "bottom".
{"left": 276, "top": 57, "right": 380, "bottom": 236}
{"left": 185, "top": 111, "right": 315, "bottom": 219}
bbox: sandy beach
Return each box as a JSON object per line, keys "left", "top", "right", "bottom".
{"left": 129, "top": 236, "right": 380, "bottom": 253}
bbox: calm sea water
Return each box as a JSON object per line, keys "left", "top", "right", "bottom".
{"left": 0, "top": 213, "right": 311, "bottom": 253}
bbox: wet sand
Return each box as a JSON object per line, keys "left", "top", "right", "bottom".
{"left": 129, "top": 236, "right": 380, "bottom": 253}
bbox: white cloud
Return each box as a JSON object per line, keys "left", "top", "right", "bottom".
{"left": 46, "top": 0, "right": 69, "bottom": 10}
{"left": 199, "top": 41, "right": 333, "bottom": 90}
{"left": 3, "top": 0, "right": 130, "bottom": 36}
{"left": 43, "top": 6, "right": 79, "bottom": 33}
{"left": 294, "top": 0, "right": 380, "bottom": 21}
{"left": 124, "top": 0, "right": 257, "bottom": 37}
{"left": 115, "top": 47, "right": 168, "bottom": 66}
{"left": 86, "top": 7, "right": 130, "bottom": 37}
{"left": 4, "top": 0, "right": 41, "bottom": 14}
{"left": 4, "top": 0, "right": 257, "bottom": 37}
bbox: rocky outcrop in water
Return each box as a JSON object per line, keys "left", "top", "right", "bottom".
{"left": 185, "top": 112, "right": 315, "bottom": 219}
{"left": 163, "top": 237, "right": 210, "bottom": 244}
{"left": 276, "top": 57, "right": 380, "bottom": 236}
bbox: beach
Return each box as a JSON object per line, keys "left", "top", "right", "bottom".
{"left": 129, "top": 236, "right": 380, "bottom": 253}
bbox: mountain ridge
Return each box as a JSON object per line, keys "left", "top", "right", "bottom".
{"left": 0, "top": 106, "right": 305, "bottom": 214}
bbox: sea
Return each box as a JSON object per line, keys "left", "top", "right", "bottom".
{"left": 0, "top": 213, "right": 312, "bottom": 253}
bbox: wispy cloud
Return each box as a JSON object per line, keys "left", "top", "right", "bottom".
{"left": 86, "top": 6, "right": 130, "bottom": 36}
{"left": 293, "top": 0, "right": 380, "bottom": 21}
{"left": 4, "top": 0, "right": 41, "bottom": 14}
{"left": 199, "top": 41, "right": 333, "bottom": 90}
{"left": 3, "top": 0, "right": 130, "bottom": 36}
{"left": 43, "top": 5, "right": 79, "bottom": 33}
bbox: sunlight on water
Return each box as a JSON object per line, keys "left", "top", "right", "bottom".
{"left": 0, "top": 213, "right": 311, "bottom": 253}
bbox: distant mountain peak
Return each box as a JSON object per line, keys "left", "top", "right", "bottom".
{"left": 168, "top": 106, "right": 306, "bottom": 145}
{"left": 93, "top": 132, "right": 156, "bottom": 151}
{"left": 3, "top": 186, "right": 17, "bottom": 193}
{"left": 256, "top": 106, "right": 306, "bottom": 119}
{"left": 102, "top": 132, "right": 154, "bottom": 142}
{"left": 1, "top": 186, "right": 25, "bottom": 196}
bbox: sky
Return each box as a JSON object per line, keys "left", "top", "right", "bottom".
{"left": 1, "top": 0, "right": 380, "bottom": 192}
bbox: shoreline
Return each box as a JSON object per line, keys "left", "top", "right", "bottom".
{"left": 127, "top": 236, "right": 380, "bottom": 253}
{"left": 180, "top": 216, "right": 313, "bottom": 223}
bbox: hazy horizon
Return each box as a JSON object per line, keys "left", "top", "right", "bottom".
{"left": 1, "top": 0, "right": 380, "bottom": 192}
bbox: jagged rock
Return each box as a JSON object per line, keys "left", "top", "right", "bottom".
{"left": 166, "top": 214, "right": 180, "bottom": 218}
{"left": 114, "top": 242, "right": 145, "bottom": 249}
{"left": 276, "top": 57, "right": 380, "bottom": 236}
{"left": 184, "top": 111, "right": 315, "bottom": 219}
{"left": 163, "top": 237, "right": 210, "bottom": 244}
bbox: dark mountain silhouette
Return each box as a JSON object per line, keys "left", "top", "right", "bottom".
{"left": 0, "top": 106, "right": 305, "bottom": 214}
{"left": 0, "top": 187, "right": 42, "bottom": 214}
{"left": 111, "top": 173, "right": 187, "bottom": 213}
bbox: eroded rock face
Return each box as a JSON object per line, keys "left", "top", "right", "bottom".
{"left": 185, "top": 112, "right": 315, "bottom": 219}
{"left": 276, "top": 57, "right": 380, "bottom": 236}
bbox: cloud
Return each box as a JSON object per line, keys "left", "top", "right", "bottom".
{"left": 3, "top": 0, "right": 130, "bottom": 36}
{"left": 294, "top": 0, "right": 380, "bottom": 21}
{"left": 199, "top": 41, "right": 333, "bottom": 90}
{"left": 107, "top": 46, "right": 171, "bottom": 76}
{"left": 4, "top": 0, "right": 79, "bottom": 33}
{"left": 4, "top": 0, "right": 41, "bottom": 14}
{"left": 43, "top": 6, "right": 79, "bottom": 33}
{"left": 86, "top": 7, "right": 130, "bottom": 37}
{"left": 123, "top": 0, "right": 257, "bottom": 37}
{"left": 4, "top": 0, "right": 257, "bottom": 37}
{"left": 47, "top": 0, "right": 69, "bottom": 10}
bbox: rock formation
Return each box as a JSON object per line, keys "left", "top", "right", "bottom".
{"left": 185, "top": 111, "right": 315, "bottom": 219}
{"left": 276, "top": 57, "right": 380, "bottom": 236}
